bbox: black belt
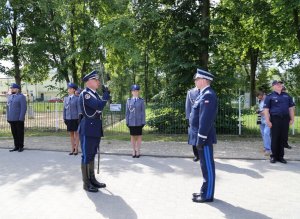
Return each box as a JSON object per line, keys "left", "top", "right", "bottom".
{"left": 270, "top": 114, "right": 289, "bottom": 118}
{"left": 83, "top": 114, "right": 102, "bottom": 120}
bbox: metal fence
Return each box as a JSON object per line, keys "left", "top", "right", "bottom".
{"left": 0, "top": 97, "right": 299, "bottom": 136}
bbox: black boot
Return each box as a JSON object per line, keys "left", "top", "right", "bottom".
{"left": 81, "top": 163, "right": 98, "bottom": 192}
{"left": 89, "top": 161, "right": 106, "bottom": 188}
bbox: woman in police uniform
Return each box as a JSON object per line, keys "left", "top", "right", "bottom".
{"left": 126, "top": 84, "right": 146, "bottom": 158}
{"left": 63, "top": 83, "right": 81, "bottom": 155}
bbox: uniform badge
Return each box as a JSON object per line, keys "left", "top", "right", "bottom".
{"left": 85, "top": 94, "right": 91, "bottom": 99}
{"left": 204, "top": 100, "right": 209, "bottom": 103}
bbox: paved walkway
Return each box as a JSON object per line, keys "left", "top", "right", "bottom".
{"left": 0, "top": 136, "right": 300, "bottom": 218}
{"left": 0, "top": 136, "right": 299, "bottom": 160}
{"left": 1, "top": 149, "right": 300, "bottom": 219}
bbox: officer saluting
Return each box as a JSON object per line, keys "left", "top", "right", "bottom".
{"left": 78, "top": 70, "right": 110, "bottom": 192}
{"left": 186, "top": 86, "right": 200, "bottom": 162}
{"left": 188, "top": 69, "right": 217, "bottom": 203}
{"left": 7, "top": 83, "right": 27, "bottom": 152}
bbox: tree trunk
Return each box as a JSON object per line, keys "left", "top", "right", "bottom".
{"left": 70, "top": 3, "right": 78, "bottom": 84}
{"left": 11, "top": 11, "right": 21, "bottom": 86}
{"left": 249, "top": 47, "right": 259, "bottom": 106}
{"left": 199, "top": 0, "right": 210, "bottom": 70}
{"left": 144, "top": 45, "right": 149, "bottom": 104}
{"left": 293, "top": 8, "right": 300, "bottom": 45}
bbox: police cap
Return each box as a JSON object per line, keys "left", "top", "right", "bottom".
{"left": 130, "top": 84, "right": 140, "bottom": 91}
{"left": 67, "top": 83, "right": 78, "bottom": 90}
{"left": 82, "top": 70, "right": 99, "bottom": 82}
{"left": 193, "top": 68, "right": 215, "bottom": 81}
{"left": 10, "top": 83, "right": 21, "bottom": 89}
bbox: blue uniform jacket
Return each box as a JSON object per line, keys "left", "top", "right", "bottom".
{"left": 188, "top": 86, "right": 217, "bottom": 146}
{"left": 264, "top": 91, "right": 295, "bottom": 115}
{"left": 185, "top": 87, "right": 200, "bottom": 119}
{"left": 63, "top": 95, "right": 81, "bottom": 120}
{"left": 78, "top": 87, "right": 109, "bottom": 138}
{"left": 7, "top": 93, "right": 27, "bottom": 122}
{"left": 126, "top": 97, "right": 146, "bottom": 126}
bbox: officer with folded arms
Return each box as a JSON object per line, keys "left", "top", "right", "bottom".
{"left": 7, "top": 83, "right": 27, "bottom": 152}
{"left": 264, "top": 80, "right": 295, "bottom": 164}
{"left": 78, "top": 70, "right": 110, "bottom": 192}
{"left": 189, "top": 68, "right": 217, "bottom": 203}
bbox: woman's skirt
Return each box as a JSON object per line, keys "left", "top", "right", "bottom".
{"left": 129, "top": 126, "right": 143, "bottom": 136}
{"left": 65, "top": 119, "right": 79, "bottom": 132}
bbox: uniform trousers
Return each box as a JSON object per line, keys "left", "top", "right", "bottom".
{"left": 9, "top": 121, "right": 24, "bottom": 149}
{"left": 270, "top": 115, "right": 290, "bottom": 159}
{"left": 80, "top": 135, "right": 100, "bottom": 164}
{"left": 198, "top": 145, "right": 215, "bottom": 200}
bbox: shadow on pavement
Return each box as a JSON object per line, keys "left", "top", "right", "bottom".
{"left": 210, "top": 199, "right": 272, "bottom": 219}
{"left": 215, "top": 161, "right": 264, "bottom": 179}
{"left": 86, "top": 189, "right": 137, "bottom": 219}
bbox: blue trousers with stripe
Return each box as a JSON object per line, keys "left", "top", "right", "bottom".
{"left": 198, "top": 145, "right": 215, "bottom": 200}
{"left": 80, "top": 135, "right": 100, "bottom": 164}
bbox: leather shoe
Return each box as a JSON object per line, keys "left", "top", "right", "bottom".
{"left": 270, "top": 157, "right": 276, "bottom": 163}
{"left": 192, "top": 193, "right": 201, "bottom": 197}
{"left": 193, "top": 157, "right": 199, "bottom": 162}
{"left": 285, "top": 145, "right": 292, "bottom": 149}
{"left": 18, "top": 148, "right": 24, "bottom": 152}
{"left": 192, "top": 196, "right": 213, "bottom": 203}
{"left": 278, "top": 158, "right": 287, "bottom": 164}
{"left": 9, "top": 148, "right": 18, "bottom": 152}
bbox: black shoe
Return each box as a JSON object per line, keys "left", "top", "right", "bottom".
{"left": 270, "top": 157, "right": 276, "bottom": 163}
{"left": 278, "top": 158, "right": 287, "bottom": 164}
{"left": 9, "top": 148, "right": 18, "bottom": 152}
{"left": 136, "top": 155, "right": 140, "bottom": 158}
{"left": 83, "top": 184, "right": 98, "bottom": 193}
{"left": 192, "top": 196, "right": 213, "bottom": 203}
{"left": 192, "top": 193, "right": 201, "bottom": 197}
{"left": 18, "top": 148, "right": 24, "bottom": 152}
{"left": 132, "top": 155, "right": 136, "bottom": 158}
{"left": 285, "top": 145, "right": 292, "bottom": 149}
{"left": 193, "top": 157, "right": 199, "bottom": 162}
{"left": 73, "top": 152, "right": 78, "bottom": 156}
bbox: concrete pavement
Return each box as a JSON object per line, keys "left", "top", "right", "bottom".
{"left": 1, "top": 148, "right": 300, "bottom": 219}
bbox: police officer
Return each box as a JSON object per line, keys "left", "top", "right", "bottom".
{"left": 126, "top": 84, "right": 146, "bottom": 158}
{"left": 78, "top": 70, "right": 110, "bottom": 192}
{"left": 189, "top": 69, "right": 217, "bottom": 203}
{"left": 264, "top": 80, "right": 295, "bottom": 164}
{"left": 63, "top": 83, "right": 81, "bottom": 155}
{"left": 186, "top": 85, "right": 200, "bottom": 162}
{"left": 7, "top": 83, "right": 27, "bottom": 152}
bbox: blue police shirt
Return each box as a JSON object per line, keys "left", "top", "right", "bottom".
{"left": 125, "top": 97, "right": 145, "bottom": 126}
{"left": 78, "top": 87, "right": 109, "bottom": 138}
{"left": 263, "top": 91, "right": 295, "bottom": 115}
{"left": 63, "top": 95, "right": 81, "bottom": 120}
{"left": 188, "top": 86, "right": 217, "bottom": 146}
{"left": 7, "top": 93, "right": 27, "bottom": 122}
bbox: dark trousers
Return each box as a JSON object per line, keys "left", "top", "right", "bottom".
{"left": 80, "top": 135, "right": 100, "bottom": 164}
{"left": 192, "top": 146, "right": 199, "bottom": 158}
{"left": 198, "top": 145, "right": 215, "bottom": 200}
{"left": 9, "top": 121, "right": 25, "bottom": 149}
{"left": 270, "top": 115, "right": 290, "bottom": 159}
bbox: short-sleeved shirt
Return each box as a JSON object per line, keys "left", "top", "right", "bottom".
{"left": 263, "top": 91, "right": 295, "bottom": 115}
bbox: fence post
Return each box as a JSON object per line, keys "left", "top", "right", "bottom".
{"left": 292, "top": 97, "right": 295, "bottom": 135}
{"left": 238, "top": 95, "right": 244, "bottom": 136}
{"left": 55, "top": 101, "right": 59, "bottom": 131}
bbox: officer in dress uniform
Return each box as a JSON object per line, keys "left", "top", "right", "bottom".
{"left": 7, "top": 83, "right": 27, "bottom": 152}
{"left": 63, "top": 83, "right": 81, "bottom": 155}
{"left": 264, "top": 80, "right": 295, "bottom": 164}
{"left": 78, "top": 70, "right": 110, "bottom": 192}
{"left": 188, "top": 69, "right": 217, "bottom": 203}
{"left": 126, "top": 84, "right": 146, "bottom": 158}
{"left": 186, "top": 86, "right": 200, "bottom": 162}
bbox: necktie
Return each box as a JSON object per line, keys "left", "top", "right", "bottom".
{"left": 198, "top": 89, "right": 201, "bottom": 95}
